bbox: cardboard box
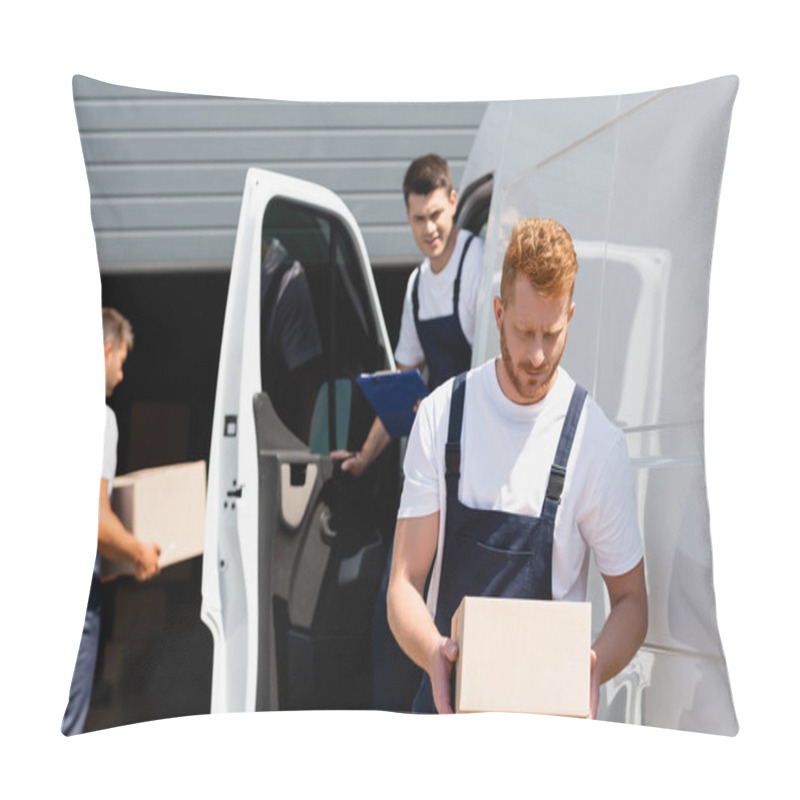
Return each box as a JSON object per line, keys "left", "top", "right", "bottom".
{"left": 451, "top": 596, "right": 591, "bottom": 716}
{"left": 102, "top": 460, "right": 207, "bottom": 579}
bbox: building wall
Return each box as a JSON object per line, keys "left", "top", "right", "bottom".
{"left": 73, "top": 76, "right": 487, "bottom": 272}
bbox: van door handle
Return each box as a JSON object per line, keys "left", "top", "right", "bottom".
{"left": 227, "top": 485, "right": 243, "bottom": 498}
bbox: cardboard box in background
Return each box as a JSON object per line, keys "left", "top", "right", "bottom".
{"left": 452, "top": 596, "right": 591, "bottom": 717}
{"left": 102, "top": 460, "right": 207, "bottom": 579}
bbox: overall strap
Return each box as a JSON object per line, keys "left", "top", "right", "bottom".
{"left": 412, "top": 232, "right": 476, "bottom": 322}
{"left": 411, "top": 267, "right": 421, "bottom": 322}
{"left": 445, "top": 372, "right": 468, "bottom": 495}
{"left": 541, "top": 384, "right": 588, "bottom": 522}
{"left": 452, "top": 232, "right": 476, "bottom": 313}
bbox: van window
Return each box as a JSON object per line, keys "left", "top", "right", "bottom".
{"left": 259, "top": 197, "right": 383, "bottom": 452}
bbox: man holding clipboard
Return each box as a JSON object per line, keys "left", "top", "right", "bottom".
{"left": 333, "top": 154, "right": 484, "bottom": 711}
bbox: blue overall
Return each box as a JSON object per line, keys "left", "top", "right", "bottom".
{"left": 61, "top": 554, "right": 102, "bottom": 735}
{"left": 372, "top": 233, "right": 477, "bottom": 711}
{"left": 412, "top": 372, "right": 588, "bottom": 713}
{"left": 411, "top": 233, "right": 475, "bottom": 391}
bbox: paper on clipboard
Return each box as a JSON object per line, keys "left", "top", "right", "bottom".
{"left": 356, "top": 369, "right": 428, "bottom": 439}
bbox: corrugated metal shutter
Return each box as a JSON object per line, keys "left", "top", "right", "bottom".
{"left": 73, "top": 76, "right": 487, "bottom": 273}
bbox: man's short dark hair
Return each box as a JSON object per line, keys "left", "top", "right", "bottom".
{"left": 402, "top": 154, "right": 453, "bottom": 207}
{"left": 102, "top": 307, "right": 134, "bottom": 350}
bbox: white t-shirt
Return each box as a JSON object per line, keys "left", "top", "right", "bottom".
{"left": 398, "top": 359, "right": 643, "bottom": 613}
{"left": 394, "top": 229, "right": 484, "bottom": 368}
{"left": 96, "top": 405, "right": 119, "bottom": 579}
{"left": 103, "top": 405, "right": 118, "bottom": 495}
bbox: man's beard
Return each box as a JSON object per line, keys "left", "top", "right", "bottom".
{"left": 499, "top": 323, "right": 557, "bottom": 404}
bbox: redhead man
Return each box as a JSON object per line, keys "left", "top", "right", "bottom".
{"left": 387, "top": 218, "right": 647, "bottom": 715}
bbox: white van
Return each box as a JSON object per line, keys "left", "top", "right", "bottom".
{"left": 200, "top": 75, "right": 739, "bottom": 734}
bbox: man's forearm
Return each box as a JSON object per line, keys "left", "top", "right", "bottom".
{"left": 387, "top": 566, "right": 442, "bottom": 674}
{"left": 97, "top": 505, "right": 146, "bottom": 565}
{"left": 357, "top": 416, "right": 392, "bottom": 471}
{"left": 387, "top": 515, "right": 443, "bottom": 673}
{"left": 388, "top": 514, "right": 458, "bottom": 714}
{"left": 593, "top": 560, "right": 648, "bottom": 684}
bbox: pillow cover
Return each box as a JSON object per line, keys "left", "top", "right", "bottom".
{"left": 65, "top": 74, "right": 738, "bottom": 736}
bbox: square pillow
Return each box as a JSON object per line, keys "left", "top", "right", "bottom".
{"left": 66, "top": 74, "right": 738, "bottom": 736}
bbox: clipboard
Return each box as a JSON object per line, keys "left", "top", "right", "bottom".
{"left": 356, "top": 369, "right": 429, "bottom": 439}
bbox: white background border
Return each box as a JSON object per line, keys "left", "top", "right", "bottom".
{"left": 3, "top": 2, "right": 795, "bottom": 795}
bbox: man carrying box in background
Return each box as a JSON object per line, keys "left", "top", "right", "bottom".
{"left": 387, "top": 218, "right": 648, "bottom": 716}
{"left": 61, "top": 307, "right": 162, "bottom": 736}
{"left": 334, "top": 154, "right": 485, "bottom": 711}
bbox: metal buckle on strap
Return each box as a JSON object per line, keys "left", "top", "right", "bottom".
{"left": 546, "top": 464, "right": 566, "bottom": 503}
{"left": 445, "top": 442, "right": 461, "bottom": 478}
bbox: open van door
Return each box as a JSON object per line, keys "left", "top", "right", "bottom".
{"left": 201, "top": 169, "right": 400, "bottom": 713}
